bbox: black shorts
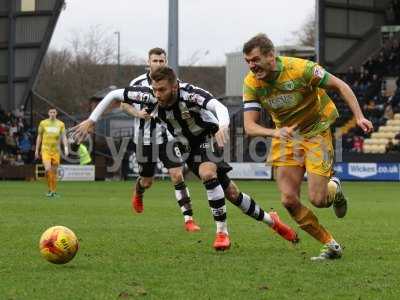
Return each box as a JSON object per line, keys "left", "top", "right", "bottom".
{"left": 135, "top": 142, "right": 183, "bottom": 177}
{"left": 179, "top": 136, "right": 232, "bottom": 188}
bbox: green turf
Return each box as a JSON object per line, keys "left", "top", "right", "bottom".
{"left": 0, "top": 180, "right": 399, "bottom": 299}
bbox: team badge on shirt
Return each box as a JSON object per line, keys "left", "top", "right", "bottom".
{"left": 313, "top": 66, "right": 325, "bottom": 79}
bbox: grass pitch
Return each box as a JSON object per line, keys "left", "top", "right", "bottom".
{"left": 0, "top": 180, "right": 399, "bottom": 299}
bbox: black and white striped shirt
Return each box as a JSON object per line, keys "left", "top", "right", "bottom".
{"left": 123, "top": 82, "right": 221, "bottom": 145}
{"left": 129, "top": 72, "right": 169, "bottom": 145}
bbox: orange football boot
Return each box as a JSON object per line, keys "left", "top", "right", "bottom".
{"left": 132, "top": 194, "right": 144, "bottom": 213}
{"left": 184, "top": 220, "right": 201, "bottom": 232}
{"left": 270, "top": 211, "right": 299, "bottom": 243}
{"left": 213, "top": 232, "right": 231, "bottom": 251}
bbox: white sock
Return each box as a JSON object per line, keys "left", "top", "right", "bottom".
{"left": 263, "top": 213, "right": 273, "bottom": 226}
{"left": 216, "top": 221, "right": 228, "bottom": 234}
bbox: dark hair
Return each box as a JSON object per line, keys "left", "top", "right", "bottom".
{"left": 48, "top": 108, "right": 57, "bottom": 112}
{"left": 148, "top": 47, "right": 167, "bottom": 58}
{"left": 243, "top": 33, "right": 274, "bottom": 55}
{"left": 150, "top": 66, "right": 177, "bottom": 84}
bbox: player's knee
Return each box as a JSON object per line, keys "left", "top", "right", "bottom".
{"left": 308, "top": 190, "right": 327, "bottom": 208}
{"left": 199, "top": 170, "right": 217, "bottom": 182}
{"left": 140, "top": 178, "right": 153, "bottom": 189}
{"left": 168, "top": 169, "right": 184, "bottom": 184}
{"left": 224, "top": 184, "right": 239, "bottom": 202}
{"left": 281, "top": 193, "right": 300, "bottom": 211}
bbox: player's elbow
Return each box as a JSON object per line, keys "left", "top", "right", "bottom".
{"left": 244, "top": 123, "right": 257, "bottom": 137}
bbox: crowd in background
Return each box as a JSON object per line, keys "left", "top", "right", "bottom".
{"left": 339, "top": 38, "right": 400, "bottom": 153}
{"left": 0, "top": 106, "right": 35, "bottom": 166}
{"left": 386, "top": 0, "right": 400, "bottom": 25}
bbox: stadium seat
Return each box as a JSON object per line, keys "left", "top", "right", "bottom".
{"left": 386, "top": 119, "right": 400, "bottom": 126}
{"left": 363, "top": 139, "right": 374, "bottom": 145}
{"left": 377, "top": 145, "right": 386, "bottom": 153}
{"left": 362, "top": 144, "right": 372, "bottom": 153}
{"left": 394, "top": 113, "right": 400, "bottom": 120}
{"left": 380, "top": 126, "right": 389, "bottom": 132}
{"left": 389, "top": 126, "right": 400, "bottom": 133}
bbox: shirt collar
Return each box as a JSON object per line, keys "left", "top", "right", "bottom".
{"left": 265, "top": 56, "right": 283, "bottom": 84}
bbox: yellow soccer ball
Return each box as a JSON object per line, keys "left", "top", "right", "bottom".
{"left": 39, "top": 226, "right": 79, "bottom": 264}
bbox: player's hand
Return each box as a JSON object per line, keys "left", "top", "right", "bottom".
{"left": 215, "top": 126, "right": 229, "bottom": 148}
{"left": 120, "top": 103, "right": 132, "bottom": 114}
{"left": 71, "top": 119, "right": 95, "bottom": 143}
{"left": 137, "top": 109, "right": 151, "bottom": 120}
{"left": 34, "top": 151, "right": 39, "bottom": 160}
{"left": 273, "top": 124, "right": 297, "bottom": 140}
{"left": 356, "top": 117, "right": 374, "bottom": 133}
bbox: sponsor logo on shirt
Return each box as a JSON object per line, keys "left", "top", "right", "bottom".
{"left": 45, "top": 127, "right": 59, "bottom": 133}
{"left": 266, "top": 94, "right": 296, "bottom": 110}
{"left": 188, "top": 93, "right": 205, "bottom": 104}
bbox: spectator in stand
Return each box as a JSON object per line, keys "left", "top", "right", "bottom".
{"left": 17, "top": 117, "right": 24, "bottom": 131}
{"left": 3, "top": 111, "right": 12, "bottom": 124}
{"left": 0, "top": 107, "right": 35, "bottom": 166}
{"left": 13, "top": 105, "right": 24, "bottom": 119}
{"left": 1, "top": 153, "right": 9, "bottom": 165}
{"left": 351, "top": 136, "right": 364, "bottom": 153}
{"left": 365, "top": 74, "right": 382, "bottom": 100}
{"left": 375, "top": 52, "right": 386, "bottom": 77}
{"left": 0, "top": 122, "right": 7, "bottom": 135}
{"left": 9, "top": 121, "right": 18, "bottom": 136}
{"left": 12, "top": 153, "right": 24, "bottom": 166}
{"left": 19, "top": 132, "right": 31, "bottom": 153}
{"left": 391, "top": 80, "right": 400, "bottom": 113}
{"left": 393, "top": 0, "right": 400, "bottom": 23}
{"left": 383, "top": 102, "right": 394, "bottom": 122}
{"left": 386, "top": 139, "right": 397, "bottom": 153}
{"left": 364, "top": 99, "right": 377, "bottom": 117}
{"left": 344, "top": 66, "right": 356, "bottom": 85}
{"left": 341, "top": 131, "right": 354, "bottom": 151}
{"left": 5, "top": 133, "right": 16, "bottom": 154}
{"left": 386, "top": 2, "right": 396, "bottom": 24}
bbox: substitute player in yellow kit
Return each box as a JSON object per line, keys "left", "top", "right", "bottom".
{"left": 242, "top": 34, "right": 373, "bottom": 260}
{"left": 35, "top": 108, "right": 69, "bottom": 197}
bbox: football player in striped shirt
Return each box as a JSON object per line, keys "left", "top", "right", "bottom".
{"left": 72, "top": 66, "right": 298, "bottom": 251}
{"left": 242, "top": 33, "right": 373, "bottom": 260}
{"left": 35, "top": 108, "right": 69, "bottom": 197}
{"left": 126, "top": 47, "right": 200, "bottom": 232}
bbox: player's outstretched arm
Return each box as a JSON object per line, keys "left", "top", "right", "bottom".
{"left": 120, "top": 103, "right": 151, "bottom": 120}
{"left": 323, "top": 74, "right": 373, "bottom": 133}
{"left": 72, "top": 89, "right": 125, "bottom": 142}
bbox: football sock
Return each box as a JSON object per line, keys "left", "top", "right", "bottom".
{"left": 45, "top": 170, "right": 51, "bottom": 191}
{"left": 291, "top": 205, "right": 332, "bottom": 244}
{"left": 204, "top": 178, "right": 228, "bottom": 234}
{"left": 174, "top": 182, "right": 193, "bottom": 222}
{"left": 135, "top": 177, "right": 145, "bottom": 196}
{"left": 51, "top": 169, "right": 57, "bottom": 192}
{"left": 325, "top": 179, "right": 339, "bottom": 207}
{"left": 233, "top": 192, "right": 273, "bottom": 226}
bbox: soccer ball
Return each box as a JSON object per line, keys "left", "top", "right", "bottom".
{"left": 39, "top": 226, "right": 79, "bottom": 264}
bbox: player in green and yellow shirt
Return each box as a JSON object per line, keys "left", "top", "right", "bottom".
{"left": 35, "top": 108, "right": 69, "bottom": 197}
{"left": 242, "top": 33, "right": 373, "bottom": 260}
